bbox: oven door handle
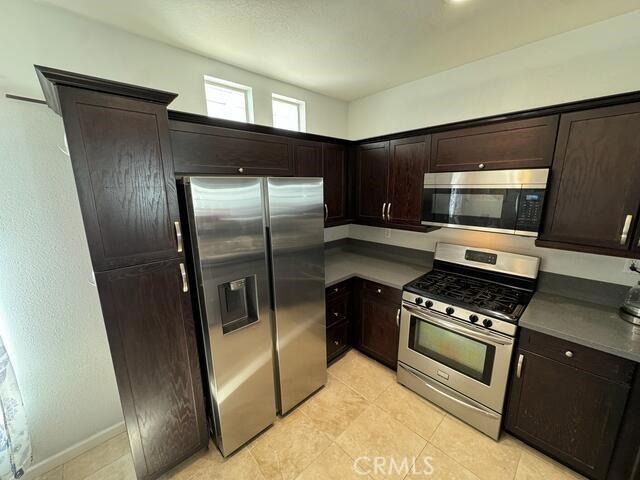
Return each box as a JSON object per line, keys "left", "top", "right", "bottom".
{"left": 402, "top": 304, "right": 513, "bottom": 346}
{"left": 399, "top": 363, "right": 500, "bottom": 419}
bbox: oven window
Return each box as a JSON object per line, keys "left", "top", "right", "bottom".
{"left": 409, "top": 315, "right": 495, "bottom": 385}
{"left": 423, "top": 188, "right": 519, "bottom": 230}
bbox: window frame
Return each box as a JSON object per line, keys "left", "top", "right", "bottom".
{"left": 271, "top": 93, "right": 306, "bottom": 132}
{"left": 203, "top": 75, "right": 254, "bottom": 123}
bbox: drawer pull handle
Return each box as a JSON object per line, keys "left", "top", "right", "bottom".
{"left": 179, "top": 263, "right": 189, "bottom": 293}
{"left": 334, "top": 340, "right": 340, "bottom": 346}
{"left": 333, "top": 287, "right": 339, "bottom": 293}
{"left": 620, "top": 214, "right": 633, "bottom": 245}
{"left": 516, "top": 353, "right": 524, "bottom": 378}
{"left": 333, "top": 312, "right": 339, "bottom": 317}
{"left": 238, "top": 167, "right": 244, "bottom": 173}
{"left": 377, "top": 288, "right": 382, "bottom": 294}
{"left": 564, "top": 350, "right": 574, "bottom": 358}
{"left": 478, "top": 163, "right": 485, "bottom": 169}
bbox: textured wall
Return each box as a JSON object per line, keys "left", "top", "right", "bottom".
{"left": 348, "top": 10, "right": 640, "bottom": 139}
{"left": 0, "top": 97, "right": 124, "bottom": 463}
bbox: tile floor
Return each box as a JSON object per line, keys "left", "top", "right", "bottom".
{"left": 35, "top": 350, "right": 585, "bottom": 480}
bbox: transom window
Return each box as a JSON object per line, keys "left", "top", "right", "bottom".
{"left": 272, "top": 94, "right": 306, "bottom": 132}
{"left": 204, "top": 75, "right": 254, "bottom": 123}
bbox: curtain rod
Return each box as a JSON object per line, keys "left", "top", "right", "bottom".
{"left": 5, "top": 94, "right": 47, "bottom": 105}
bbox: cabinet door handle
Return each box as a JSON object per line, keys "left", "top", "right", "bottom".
{"left": 174, "top": 221, "right": 183, "bottom": 253}
{"left": 396, "top": 308, "right": 401, "bottom": 327}
{"left": 564, "top": 350, "right": 573, "bottom": 358}
{"left": 620, "top": 214, "right": 633, "bottom": 245}
{"left": 478, "top": 163, "right": 485, "bottom": 169}
{"left": 381, "top": 202, "right": 387, "bottom": 221}
{"left": 179, "top": 263, "right": 189, "bottom": 293}
{"left": 324, "top": 203, "right": 328, "bottom": 222}
{"left": 387, "top": 203, "right": 392, "bottom": 221}
{"left": 516, "top": 353, "right": 524, "bottom": 378}
{"left": 238, "top": 167, "right": 244, "bottom": 173}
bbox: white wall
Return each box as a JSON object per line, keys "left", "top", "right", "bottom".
{"left": 0, "top": 0, "right": 347, "bottom": 471}
{"left": 348, "top": 10, "right": 640, "bottom": 139}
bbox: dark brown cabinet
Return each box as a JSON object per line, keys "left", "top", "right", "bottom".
{"left": 294, "top": 140, "right": 323, "bottom": 177}
{"left": 538, "top": 103, "right": 640, "bottom": 258}
{"left": 96, "top": 259, "right": 207, "bottom": 479}
{"left": 354, "top": 280, "right": 402, "bottom": 369}
{"left": 429, "top": 115, "right": 558, "bottom": 172}
{"left": 323, "top": 143, "right": 349, "bottom": 226}
{"left": 37, "top": 67, "right": 209, "bottom": 480}
{"left": 169, "top": 120, "right": 294, "bottom": 176}
{"left": 59, "top": 86, "right": 182, "bottom": 271}
{"left": 326, "top": 280, "right": 352, "bottom": 364}
{"left": 356, "top": 136, "right": 427, "bottom": 228}
{"left": 506, "top": 329, "right": 635, "bottom": 480}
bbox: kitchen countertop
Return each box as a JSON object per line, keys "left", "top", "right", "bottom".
{"left": 325, "top": 248, "right": 429, "bottom": 290}
{"left": 520, "top": 292, "right": 640, "bottom": 363}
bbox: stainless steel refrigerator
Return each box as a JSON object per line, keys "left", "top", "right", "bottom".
{"left": 183, "top": 176, "right": 326, "bottom": 457}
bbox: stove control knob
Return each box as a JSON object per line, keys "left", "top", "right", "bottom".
{"left": 469, "top": 314, "right": 479, "bottom": 323}
{"left": 446, "top": 307, "right": 455, "bottom": 315}
{"left": 425, "top": 300, "right": 434, "bottom": 308}
{"left": 483, "top": 319, "right": 493, "bottom": 328}
{"left": 415, "top": 297, "right": 423, "bottom": 305}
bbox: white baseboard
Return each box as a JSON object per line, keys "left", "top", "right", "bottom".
{"left": 23, "top": 422, "right": 126, "bottom": 479}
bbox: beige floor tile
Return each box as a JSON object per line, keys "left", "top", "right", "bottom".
{"left": 84, "top": 454, "right": 136, "bottom": 480}
{"left": 296, "top": 443, "right": 373, "bottom": 480}
{"left": 328, "top": 350, "right": 395, "bottom": 401}
{"left": 430, "top": 415, "right": 522, "bottom": 480}
{"left": 336, "top": 405, "right": 426, "bottom": 480}
{"left": 250, "top": 409, "right": 332, "bottom": 480}
{"left": 161, "top": 448, "right": 213, "bottom": 480}
{"left": 185, "top": 447, "right": 265, "bottom": 480}
{"left": 406, "top": 443, "right": 480, "bottom": 480}
{"left": 300, "top": 373, "right": 370, "bottom": 441}
{"left": 515, "top": 448, "right": 585, "bottom": 480}
{"left": 62, "top": 432, "right": 131, "bottom": 480}
{"left": 33, "top": 465, "right": 63, "bottom": 480}
{"left": 375, "top": 382, "right": 445, "bottom": 441}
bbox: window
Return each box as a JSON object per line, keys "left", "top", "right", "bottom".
{"left": 204, "top": 75, "right": 253, "bottom": 123}
{"left": 272, "top": 94, "right": 306, "bottom": 132}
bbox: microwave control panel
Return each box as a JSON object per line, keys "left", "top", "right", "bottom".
{"left": 515, "top": 189, "right": 546, "bottom": 232}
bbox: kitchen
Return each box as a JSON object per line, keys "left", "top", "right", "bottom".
{"left": 2, "top": 2, "right": 640, "bottom": 480}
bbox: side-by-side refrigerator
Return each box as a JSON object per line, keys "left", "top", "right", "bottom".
{"left": 183, "top": 176, "right": 326, "bottom": 457}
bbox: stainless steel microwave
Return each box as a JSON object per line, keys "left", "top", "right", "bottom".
{"left": 421, "top": 168, "right": 549, "bottom": 237}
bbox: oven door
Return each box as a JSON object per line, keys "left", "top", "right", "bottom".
{"left": 422, "top": 185, "right": 521, "bottom": 234}
{"left": 398, "top": 302, "right": 514, "bottom": 412}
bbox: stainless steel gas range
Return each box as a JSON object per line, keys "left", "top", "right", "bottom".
{"left": 397, "top": 243, "right": 540, "bottom": 440}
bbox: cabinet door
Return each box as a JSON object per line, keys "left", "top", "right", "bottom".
{"left": 506, "top": 350, "right": 629, "bottom": 479}
{"left": 387, "top": 136, "right": 428, "bottom": 226}
{"left": 356, "top": 142, "right": 389, "bottom": 224}
{"left": 294, "top": 140, "right": 323, "bottom": 177}
{"left": 96, "top": 259, "right": 208, "bottom": 480}
{"left": 540, "top": 103, "right": 640, "bottom": 252}
{"left": 430, "top": 115, "right": 558, "bottom": 172}
{"left": 60, "top": 86, "right": 182, "bottom": 271}
{"left": 323, "top": 143, "right": 349, "bottom": 226}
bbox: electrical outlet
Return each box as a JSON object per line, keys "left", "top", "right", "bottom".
{"left": 623, "top": 259, "right": 640, "bottom": 274}
{"left": 384, "top": 228, "right": 391, "bottom": 239}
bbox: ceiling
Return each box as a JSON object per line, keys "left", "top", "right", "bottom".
{"left": 36, "top": 0, "right": 640, "bottom": 101}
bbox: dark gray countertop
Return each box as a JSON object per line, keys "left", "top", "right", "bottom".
{"left": 520, "top": 292, "right": 640, "bottom": 363}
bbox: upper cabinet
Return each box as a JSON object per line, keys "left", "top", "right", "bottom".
{"left": 293, "top": 140, "right": 323, "bottom": 177}
{"left": 323, "top": 143, "right": 349, "bottom": 226}
{"left": 429, "top": 115, "right": 558, "bottom": 172}
{"left": 59, "top": 86, "right": 183, "bottom": 271}
{"left": 356, "top": 136, "right": 428, "bottom": 228}
{"left": 538, "top": 103, "right": 640, "bottom": 257}
{"left": 170, "top": 121, "right": 294, "bottom": 176}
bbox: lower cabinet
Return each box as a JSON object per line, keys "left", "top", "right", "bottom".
{"left": 506, "top": 329, "right": 635, "bottom": 480}
{"left": 96, "top": 259, "right": 208, "bottom": 479}
{"left": 354, "top": 279, "right": 402, "bottom": 369}
{"left": 326, "top": 280, "right": 352, "bottom": 364}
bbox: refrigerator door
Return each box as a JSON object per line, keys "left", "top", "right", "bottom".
{"left": 187, "top": 177, "right": 276, "bottom": 456}
{"left": 266, "top": 177, "right": 327, "bottom": 413}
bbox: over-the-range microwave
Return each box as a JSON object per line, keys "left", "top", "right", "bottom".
{"left": 421, "top": 168, "right": 549, "bottom": 237}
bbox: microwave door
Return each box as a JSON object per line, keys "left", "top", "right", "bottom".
{"left": 421, "top": 186, "right": 520, "bottom": 235}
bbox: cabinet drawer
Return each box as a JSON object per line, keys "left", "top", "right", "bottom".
{"left": 519, "top": 328, "right": 635, "bottom": 384}
{"left": 327, "top": 320, "right": 349, "bottom": 361}
{"left": 360, "top": 279, "right": 402, "bottom": 303}
{"left": 326, "top": 295, "right": 349, "bottom": 327}
{"left": 326, "top": 280, "right": 350, "bottom": 300}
